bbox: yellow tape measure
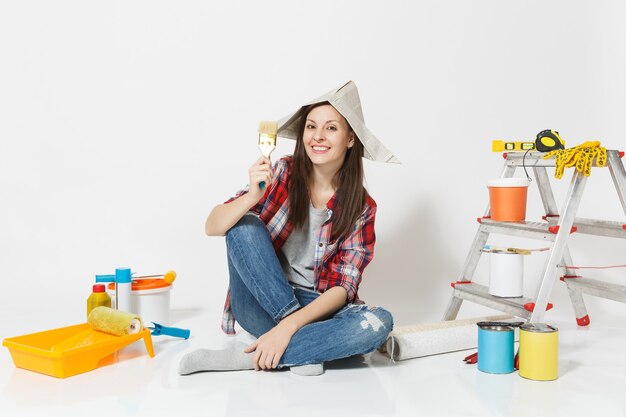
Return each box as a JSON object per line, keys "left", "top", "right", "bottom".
{"left": 492, "top": 140, "right": 537, "bottom": 152}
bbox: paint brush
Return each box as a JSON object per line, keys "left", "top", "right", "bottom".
{"left": 258, "top": 120, "right": 277, "bottom": 190}
{"left": 482, "top": 245, "right": 550, "bottom": 255}
{"left": 132, "top": 270, "right": 177, "bottom": 284}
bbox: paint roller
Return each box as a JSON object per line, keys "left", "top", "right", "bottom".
{"left": 380, "top": 314, "right": 519, "bottom": 361}
{"left": 87, "top": 306, "right": 143, "bottom": 336}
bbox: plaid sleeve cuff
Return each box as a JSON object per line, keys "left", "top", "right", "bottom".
{"left": 221, "top": 288, "right": 237, "bottom": 335}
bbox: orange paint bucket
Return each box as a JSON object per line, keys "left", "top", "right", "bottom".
{"left": 487, "top": 178, "right": 530, "bottom": 222}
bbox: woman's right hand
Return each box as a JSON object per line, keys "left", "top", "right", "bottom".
{"left": 247, "top": 156, "right": 273, "bottom": 203}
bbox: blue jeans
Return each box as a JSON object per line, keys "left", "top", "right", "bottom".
{"left": 226, "top": 214, "right": 394, "bottom": 367}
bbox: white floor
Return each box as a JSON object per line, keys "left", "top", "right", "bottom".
{"left": 1, "top": 307, "right": 625, "bottom": 417}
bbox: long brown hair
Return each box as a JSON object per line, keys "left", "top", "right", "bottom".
{"left": 288, "top": 102, "right": 367, "bottom": 241}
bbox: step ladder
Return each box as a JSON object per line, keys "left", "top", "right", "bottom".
{"left": 443, "top": 149, "right": 626, "bottom": 325}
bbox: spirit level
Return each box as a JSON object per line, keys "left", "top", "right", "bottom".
{"left": 492, "top": 140, "right": 537, "bottom": 152}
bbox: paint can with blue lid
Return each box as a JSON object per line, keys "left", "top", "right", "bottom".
{"left": 477, "top": 324, "right": 515, "bottom": 374}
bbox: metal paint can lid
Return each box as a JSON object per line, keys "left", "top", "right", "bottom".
{"left": 520, "top": 323, "right": 558, "bottom": 333}
{"left": 477, "top": 324, "right": 513, "bottom": 332}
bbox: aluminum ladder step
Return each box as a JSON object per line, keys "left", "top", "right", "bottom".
{"left": 450, "top": 282, "right": 553, "bottom": 320}
{"left": 563, "top": 277, "right": 626, "bottom": 303}
{"left": 478, "top": 218, "right": 567, "bottom": 241}
{"left": 503, "top": 151, "right": 617, "bottom": 168}
{"left": 545, "top": 217, "right": 626, "bottom": 239}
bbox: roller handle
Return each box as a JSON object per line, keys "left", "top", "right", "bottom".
{"left": 95, "top": 274, "right": 116, "bottom": 283}
{"left": 149, "top": 322, "right": 190, "bottom": 339}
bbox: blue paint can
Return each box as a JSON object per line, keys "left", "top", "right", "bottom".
{"left": 477, "top": 324, "right": 515, "bottom": 374}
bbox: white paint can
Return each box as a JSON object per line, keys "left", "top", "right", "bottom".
{"left": 107, "top": 278, "right": 172, "bottom": 324}
{"left": 489, "top": 252, "right": 524, "bottom": 297}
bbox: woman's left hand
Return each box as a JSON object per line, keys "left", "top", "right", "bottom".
{"left": 244, "top": 323, "right": 297, "bottom": 371}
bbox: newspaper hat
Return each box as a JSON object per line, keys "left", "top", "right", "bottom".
{"left": 277, "top": 81, "right": 400, "bottom": 163}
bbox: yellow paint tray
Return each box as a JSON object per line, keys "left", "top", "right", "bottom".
{"left": 2, "top": 323, "right": 154, "bottom": 378}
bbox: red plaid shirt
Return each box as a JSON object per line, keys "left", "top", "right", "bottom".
{"left": 221, "top": 156, "right": 377, "bottom": 334}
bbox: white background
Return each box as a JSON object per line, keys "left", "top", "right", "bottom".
{"left": 1, "top": 0, "right": 626, "bottom": 333}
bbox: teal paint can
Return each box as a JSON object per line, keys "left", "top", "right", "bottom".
{"left": 477, "top": 324, "right": 515, "bottom": 374}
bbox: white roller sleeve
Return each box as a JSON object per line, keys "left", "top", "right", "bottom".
{"left": 381, "top": 314, "right": 517, "bottom": 361}
{"left": 127, "top": 319, "right": 142, "bottom": 334}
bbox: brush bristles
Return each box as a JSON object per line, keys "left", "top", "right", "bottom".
{"left": 258, "top": 120, "right": 278, "bottom": 138}
{"left": 258, "top": 139, "right": 276, "bottom": 157}
{"left": 258, "top": 121, "right": 277, "bottom": 157}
